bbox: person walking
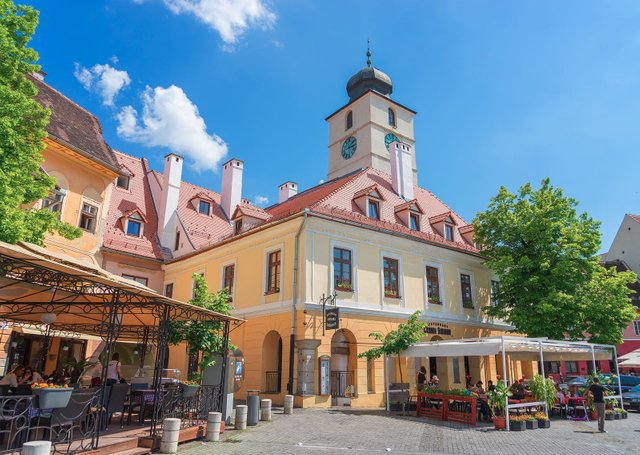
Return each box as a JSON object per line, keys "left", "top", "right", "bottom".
{"left": 589, "top": 377, "right": 606, "bottom": 433}
{"left": 106, "top": 353, "right": 122, "bottom": 385}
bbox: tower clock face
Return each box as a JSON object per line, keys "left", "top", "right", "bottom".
{"left": 342, "top": 136, "right": 357, "bottom": 160}
{"left": 385, "top": 133, "right": 400, "bottom": 150}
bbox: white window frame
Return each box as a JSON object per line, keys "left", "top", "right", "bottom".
{"left": 197, "top": 199, "right": 211, "bottom": 215}
{"left": 444, "top": 223, "right": 454, "bottom": 241}
{"left": 380, "top": 250, "right": 404, "bottom": 306}
{"left": 262, "top": 244, "right": 284, "bottom": 301}
{"left": 634, "top": 320, "right": 640, "bottom": 336}
{"left": 163, "top": 281, "right": 175, "bottom": 299}
{"left": 367, "top": 198, "right": 381, "bottom": 220}
{"left": 125, "top": 216, "right": 144, "bottom": 238}
{"left": 490, "top": 278, "right": 500, "bottom": 307}
{"left": 220, "top": 259, "right": 237, "bottom": 302}
{"left": 458, "top": 268, "right": 476, "bottom": 311}
{"left": 78, "top": 199, "right": 100, "bottom": 234}
{"left": 116, "top": 175, "right": 130, "bottom": 190}
{"left": 424, "top": 261, "right": 445, "bottom": 309}
{"left": 329, "top": 240, "right": 358, "bottom": 298}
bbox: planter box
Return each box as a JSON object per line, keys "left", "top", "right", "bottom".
{"left": 181, "top": 384, "right": 200, "bottom": 398}
{"left": 509, "top": 421, "right": 526, "bottom": 431}
{"left": 525, "top": 420, "right": 538, "bottom": 430}
{"left": 444, "top": 395, "right": 477, "bottom": 426}
{"left": 33, "top": 388, "right": 73, "bottom": 409}
{"left": 493, "top": 416, "right": 506, "bottom": 431}
{"left": 537, "top": 419, "right": 550, "bottom": 429}
{"left": 622, "top": 413, "right": 628, "bottom": 419}
{"left": 416, "top": 392, "right": 444, "bottom": 419}
{"left": 614, "top": 413, "right": 621, "bottom": 420}
{"left": 605, "top": 414, "right": 614, "bottom": 421}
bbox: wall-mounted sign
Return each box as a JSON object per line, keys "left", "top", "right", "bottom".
{"left": 319, "top": 355, "right": 330, "bottom": 396}
{"left": 325, "top": 307, "right": 340, "bottom": 330}
{"left": 423, "top": 322, "right": 452, "bottom": 336}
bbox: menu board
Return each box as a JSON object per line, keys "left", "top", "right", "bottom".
{"left": 319, "top": 356, "right": 330, "bottom": 395}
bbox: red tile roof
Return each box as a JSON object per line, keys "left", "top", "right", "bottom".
{"left": 394, "top": 199, "right": 424, "bottom": 214}
{"left": 232, "top": 203, "right": 271, "bottom": 221}
{"left": 103, "top": 151, "right": 163, "bottom": 260}
{"left": 30, "top": 75, "right": 120, "bottom": 172}
{"left": 628, "top": 214, "right": 640, "bottom": 224}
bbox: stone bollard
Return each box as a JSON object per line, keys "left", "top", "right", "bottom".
{"left": 260, "top": 398, "right": 272, "bottom": 421}
{"left": 160, "top": 418, "right": 181, "bottom": 453}
{"left": 284, "top": 395, "right": 294, "bottom": 415}
{"left": 23, "top": 441, "right": 51, "bottom": 455}
{"left": 247, "top": 394, "right": 260, "bottom": 426}
{"left": 206, "top": 411, "right": 222, "bottom": 442}
{"left": 235, "top": 405, "right": 248, "bottom": 430}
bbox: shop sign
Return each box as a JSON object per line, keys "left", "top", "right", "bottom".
{"left": 325, "top": 307, "right": 340, "bottom": 330}
{"left": 424, "top": 322, "right": 451, "bottom": 336}
{"left": 319, "top": 356, "right": 330, "bottom": 395}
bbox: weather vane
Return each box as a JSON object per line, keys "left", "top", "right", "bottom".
{"left": 367, "top": 38, "right": 372, "bottom": 67}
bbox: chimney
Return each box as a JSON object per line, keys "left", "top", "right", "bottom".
{"left": 158, "top": 153, "right": 183, "bottom": 247}
{"left": 278, "top": 181, "right": 298, "bottom": 203}
{"left": 221, "top": 158, "right": 243, "bottom": 219}
{"left": 389, "top": 141, "right": 414, "bottom": 201}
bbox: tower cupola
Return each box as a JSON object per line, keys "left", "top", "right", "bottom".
{"left": 346, "top": 42, "right": 393, "bottom": 101}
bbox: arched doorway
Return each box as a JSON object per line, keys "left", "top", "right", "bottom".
{"left": 262, "top": 331, "right": 282, "bottom": 394}
{"left": 330, "top": 329, "right": 357, "bottom": 405}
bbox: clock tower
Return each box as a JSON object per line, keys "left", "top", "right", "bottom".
{"left": 326, "top": 47, "right": 418, "bottom": 184}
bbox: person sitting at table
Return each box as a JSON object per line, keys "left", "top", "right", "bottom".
{"left": 487, "top": 380, "right": 495, "bottom": 392}
{"left": 512, "top": 380, "right": 526, "bottom": 400}
{"left": 569, "top": 385, "right": 583, "bottom": 398}
{"left": 0, "top": 365, "right": 24, "bottom": 390}
{"left": 554, "top": 386, "right": 567, "bottom": 417}
{"left": 19, "top": 367, "right": 43, "bottom": 385}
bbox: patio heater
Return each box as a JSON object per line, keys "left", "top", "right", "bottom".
{"left": 39, "top": 312, "right": 57, "bottom": 373}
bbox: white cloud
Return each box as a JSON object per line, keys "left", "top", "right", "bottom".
{"left": 252, "top": 195, "right": 269, "bottom": 206}
{"left": 74, "top": 62, "right": 131, "bottom": 106}
{"left": 117, "top": 85, "right": 228, "bottom": 171}
{"left": 161, "top": 0, "right": 276, "bottom": 46}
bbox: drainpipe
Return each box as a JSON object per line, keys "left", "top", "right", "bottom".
{"left": 287, "top": 208, "right": 309, "bottom": 394}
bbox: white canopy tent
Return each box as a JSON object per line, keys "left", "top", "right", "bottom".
{"left": 397, "top": 336, "right": 622, "bottom": 430}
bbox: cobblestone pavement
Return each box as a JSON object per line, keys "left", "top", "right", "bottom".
{"left": 179, "top": 408, "right": 640, "bottom": 455}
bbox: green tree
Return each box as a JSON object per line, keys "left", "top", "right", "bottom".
{"left": 358, "top": 311, "right": 426, "bottom": 384}
{"left": 473, "top": 178, "right": 636, "bottom": 344}
{"left": 168, "top": 274, "right": 234, "bottom": 378}
{"left": 0, "top": 0, "right": 81, "bottom": 244}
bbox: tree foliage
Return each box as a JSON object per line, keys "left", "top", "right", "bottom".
{"left": 473, "top": 178, "right": 636, "bottom": 344}
{"left": 168, "top": 274, "right": 234, "bottom": 376}
{"left": 358, "top": 311, "right": 426, "bottom": 383}
{"left": 0, "top": 0, "right": 81, "bottom": 244}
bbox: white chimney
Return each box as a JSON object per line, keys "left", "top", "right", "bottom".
{"left": 221, "top": 158, "right": 243, "bottom": 219}
{"left": 159, "top": 153, "right": 183, "bottom": 247}
{"left": 389, "top": 141, "right": 414, "bottom": 201}
{"left": 278, "top": 181, "right": 298, "bottom": 203}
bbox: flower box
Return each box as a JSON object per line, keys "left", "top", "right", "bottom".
{"left": 622, "top": 412, "right": 628, "bottom": 419}
{"left": 537, "top": 419, "right": 550, "bottom": 429}
{"left": 416, "top": 392, "right": 445, "bottom": 419}
{"left": 509, "top": 420, "right": 526, "bottom": 431}
{"left": 33, "top": 387, "right": 73, "bottom": 409}
{"left": 181, "top": 384, "right": 200, "bottom": 398}
{"left": 605, "top": 413, "right": 614, "bottom": 421}
{"left": 525, "top": 419, "right": 538, "bottom": 430}
{"left": 614, "top": 413, "right": 621, "bottom": 420}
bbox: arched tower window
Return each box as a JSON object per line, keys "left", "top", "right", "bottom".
{"left": 346, "top": 111, "right": 353, "bottom": 130}
{"left": 388, "top": 108, "right": 396, "bottom": 127}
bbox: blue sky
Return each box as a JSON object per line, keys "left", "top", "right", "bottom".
{"left": 27, "top": 0, "right": 640, "bottom": 251}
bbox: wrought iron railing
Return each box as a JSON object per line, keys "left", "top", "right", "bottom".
{"left": 160, "top": 383, "right": 224, "bottom": 430}
{"left": 264, "top": 371, "right": 280, "bottom": 394}
{"left": 0, "top": 395, "right": 33, "bottom": 454}
{"left": 330, "top": 370, "right": 354, "bottom": 397}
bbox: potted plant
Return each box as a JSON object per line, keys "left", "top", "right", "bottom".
{"left": 509, "top": 415, "right": 526, "bottom": 431}
{"left": 62, "top": 357, "right": 95, "bottom": 384}
{"left": 619, "top": 408, "right": 628, "bottom": 419}
{"left": 335, "top": 280, "right": 353, "bottom": 292}
{"left": 614, "top": 409, "right": 621, "bottom": 420}
{"left": 486, "top": 381, "right": 511, "bottom": 431}
{"left": 534, "top": 411, "right": 550, "bottom": 429}
{"left": 31, "top": 383, "right": 73, "bottom": 409}
{"left": 528, "top": 375, "right": 555, "bottom": 411}
{"left": 605, "top": 409, "right": 614, "bottom": 421}
{"left": 180, "top": 379, "right": 200, "bottom": 398}
{"left": 525, "top": 414, "right": 538, "bottom": 429}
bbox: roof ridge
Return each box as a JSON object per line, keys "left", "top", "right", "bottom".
{"left": 310, "top": 168, "right": 369, "bottom": 209}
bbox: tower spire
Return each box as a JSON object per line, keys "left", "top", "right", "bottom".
{"left": 366, "top": 38, "right": 372, "bottom": 67}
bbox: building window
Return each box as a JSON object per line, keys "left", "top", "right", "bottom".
{"left": 634, "top": 320, "right": 640, "bottom": 336}
{"left": 426, "top": 266, "right": 441, "bottom": 304}
{"left": 490, "top": 280, "right": 500, "bottom": 306}
{"left": 346, "top": 111, "right": 353, "bottom": 130}
{"left": 388, "top": 108, "right": 396, "bottom": 127}
{"left": 234, "top": 219, "right": 243, "bottom": 235}
{"left": 79, "top": 202, "right": 98, "bottom": 233}
{"left": 444, "top": 224, "right": 454, "bottom": 241}
{"left": 198, "top": 200, "right": 211, "bottom": 215}
{"left": 565, "top": 361, "right": 578, "bottom": 374}
{"left": 164, "top": 283, "right": 174, "bottom": 298}
{"left": 409, "top": 213, "right": 420, "bottom": 230}
{"left": 116, "top": 175, "right": 130, "bottom": 190}
{"left": 333, "top": 247, "right": 353, "bottom": 291}
{"left": 460, "top": 273, "right": 473, "bottom": 308}
{"left": 383, "top": 257, "right": 400, "bottom": 298}
{"left": 368, "top": 200, "right": 380, "bottom": 220}
{"left": 126, "top": 218, "right": 142, "bottom": 237}
{"left": 266, "top": 250, "right": 281, "bottom": 294}
{"left": 452, "top": 357, "right": 461, "bottom": 384}
{"left": 223, "top": 264, "right": 235, "bottom": 299}
{"left": 367, "top": 357, "right": 375, "bottom": 393}
{"left": 544, "top": 361, "right": 560, "bottom": 374}
{"left": 122, "top": 274, "right": 148, "bottom": 286}
{"left": 42, "top": 185, "right": 65, "bottom": 213}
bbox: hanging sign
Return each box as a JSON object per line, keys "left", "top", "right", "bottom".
{"left": 325, "top": 307, "right": 340, "bottom": 330}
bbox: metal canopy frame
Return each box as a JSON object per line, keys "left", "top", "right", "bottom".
{"left": 0, "top": 241, "right": 243, "bottom": 451}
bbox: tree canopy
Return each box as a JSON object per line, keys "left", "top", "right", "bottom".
{"left": 0, "top": 0, "right": 80, "bottom": 244}
{"left": 473, "top": 178, "right": 636, "bottom": 344}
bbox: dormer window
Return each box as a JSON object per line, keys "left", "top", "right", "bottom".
{"left": 198, "top": 200, "right": 211, "bottom": 215}
{"left": 368, "top": 199, "right": 380, "bottom": 219}
{"left": 116, "top": 175, "right": 130, "bottom": 190}
{"left": 388, "top": 108, "right": 396, "bottom": 127}
{"left": 410, "top": 213, "right": 420, "bottom": 230}
{"left": 123, "top": 211, "right": 146, "bottom": 238}
{"left": 444, "top": 224, "right": 454, "bottom": 241}
{"left": 346, "top": 111, "right": 353, "bottom": 130}
{"left": 234, "top": 219, "right": 243, "bottom": 235}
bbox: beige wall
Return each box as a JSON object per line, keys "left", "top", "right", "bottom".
{"left": 102, "top": 250, "right": 165, "bottom": 293}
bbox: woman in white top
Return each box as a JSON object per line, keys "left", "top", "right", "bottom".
{"left": 106, "top": 353, "right": 122, "bottom": 385}
{"left": 0, "top": 365, "right": 24, "bottom": 388}
{"left": 19, "top": 367, "right": 43, "bottom": 385}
